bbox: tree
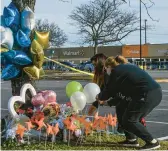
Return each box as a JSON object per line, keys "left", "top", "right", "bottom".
{"left": 69, "top": 0, "right": 141, "bottom": 54}
{"left": 35, "top": 19, "right": 68, "bottom": 47}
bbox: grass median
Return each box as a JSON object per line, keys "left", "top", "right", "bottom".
{"left": 1, "top": 134, "right": 168, "bottom": 150}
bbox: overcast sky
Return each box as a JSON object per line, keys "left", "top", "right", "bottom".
{"left": 1, "top": 0, "right": 168, "bottom": 47}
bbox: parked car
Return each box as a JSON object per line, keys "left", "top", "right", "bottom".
{"left": 77, "top": 61, "right": 94, "bottom": 72}
{"left": 60, "top": 61, "right": 77, "bottom": 68}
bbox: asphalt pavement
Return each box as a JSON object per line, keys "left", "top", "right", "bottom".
{"left": 1, "top": 79, "right": 168, "bottom": 139}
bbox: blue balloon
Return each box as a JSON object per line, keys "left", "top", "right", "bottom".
{"left": 0, "top": 15, "right": 6, "bottom": 27}
{"left": 3, "top": 2, "right": 20, "bottom": 32}
{"left": 21, "top": 6, "right": 35, "bottom": 32}
{"left": 0, "top": 54, "right": 8, "bottom": 66}
{"left": 16, "top": 30, "right": 31, "bottom": 47}
{"left": 1, "top": 64, "right": 20, "bottom": 80}
{"left": 3, "top": 50, "right": 32, "bottom": 66}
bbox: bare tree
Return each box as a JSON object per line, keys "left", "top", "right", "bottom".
{"left": 69, "top": 0, "right": 141, "bottom": 54}
{"left": 12, "top": 0, "right": 36, "bottom": 12}
{"left": 35, "top": 19, "right": 68, "bottom": 47}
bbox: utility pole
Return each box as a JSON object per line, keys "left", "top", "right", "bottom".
{"left": 140, "top": 0, "right": 142, "bottom": 66}
{"left": 145, "top": 19, "right": 147, "bottom": 44}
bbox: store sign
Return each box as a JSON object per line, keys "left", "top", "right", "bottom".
{"left": 127, "top": 50, "right": 139, "bottom": 54}
{"left": 157, "top": 50, "right": 168, "bottom": 56}
{"left": 63, "top": 50, "right": 84, "bottom": 56}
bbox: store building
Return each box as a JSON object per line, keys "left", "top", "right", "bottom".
{"left": 44, "top": 43, "right": 168, "bottom": 70}
{"left": 44, "top": 46, "right": 122, "bottom": 63}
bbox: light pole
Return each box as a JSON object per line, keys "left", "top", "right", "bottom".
{"left": 145, "top": 19, "right": 147, "bottom": 44}
{"left": 140, "top": 0, "right": 142, "bottom": 67}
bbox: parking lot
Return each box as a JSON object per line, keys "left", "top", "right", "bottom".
{"left": 1, "top": 80, "right": 168, "bottom": 140}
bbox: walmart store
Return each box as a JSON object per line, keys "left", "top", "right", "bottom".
{"left": 44, "top": 43, "right": 168, "bottom": 70}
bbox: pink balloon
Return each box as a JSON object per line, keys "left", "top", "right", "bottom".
{"left": 40, "top": 90, "right": 57, "bottom": 106}
{"left": 31, "top": 93, "right": 45, "bottom": 106}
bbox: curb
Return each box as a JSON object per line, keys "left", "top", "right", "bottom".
{"left": 43, "top": 75, "right": 168, "bottom": 82}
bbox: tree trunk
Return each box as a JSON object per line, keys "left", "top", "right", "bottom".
{"left": 94, "top": 41, "right": 98, "bottom": 55}
{"left": 11, "top": 0, "right": 36, "bottom": 109}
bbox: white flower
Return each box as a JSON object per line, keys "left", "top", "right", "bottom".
{"left": 6, "top": 129, "right": 16, "bottom": 139}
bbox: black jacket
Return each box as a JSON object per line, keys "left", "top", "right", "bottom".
{"left": 98, "top": 64, "right": 160, "bottom": 101}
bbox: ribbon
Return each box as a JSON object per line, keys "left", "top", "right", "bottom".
{"left": 44, "top": 56, "right": 94, "bottom": 77}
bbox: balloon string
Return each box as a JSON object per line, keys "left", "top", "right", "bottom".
{"left": 44, "top": 56, "right": 94, "bottom": 77}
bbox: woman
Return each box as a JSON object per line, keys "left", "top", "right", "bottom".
{"left": 89, "top": 53, "right": 108, "bottom": 111}
{"left": 89, "top": 55, "right": 128, "bottom": 112}
{"left": 98, "top": 56, "right": 162, "bottom": 150}
{"left": 89, "top": 55, "right": 130, "bottom": 134}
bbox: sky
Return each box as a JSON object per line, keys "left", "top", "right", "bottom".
{"left": 1, "top": 0, "right": 168, "bottom": 47}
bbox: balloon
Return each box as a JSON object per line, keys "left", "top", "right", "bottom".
{"left": 0, "top": 46, "right": 8, "bottom": 53}
{"left": 0, "top": 54, "right": 7, "bottom": 66}
{"left": 40, "top": 90, "right": 57, "bottom": 106}
{"left": 16, "top": 30, "right": 31, "bottom": 47}
{"left": 21, "top": 6, "right": 35, "bottom": 32}
{"left": 3, "top": 50, "right": 32, "bottom": 65}
{"left": 0, "top": 26, "right": 14, "bottom": 50}
{"left": 8, "top": 84, "right": 36, "bottom": 119}
{"left": 1, "top": 64, "right": 20, "bottom": 80}
{"left": 3, "top": 2, "right": 20, "bottom": 32}
{"left": 34, "top": 31, "right": 49, "bottom": 49}
{"left": 31, "top": 93, "right": 45, "bottom": 106}
{"left": 75, "top": 129, "right": 82, "bottom": 137}
{"left": 31, "top": 40, "right": 44, "bottom": 68}
{"left": 39, "top": 68, "right": 45, "bottom": 78}
{"left": 70, "top": 91, "right": 86, "bottom": 111}
{"left": 83, "top": 83, "right": 100, "bottom": 103}
{"left": 23, "top": 65, "right": 40, "bottom": 80}
{"left": 66, "top": 81, "right": 83, "bottom": 98}
{"left": 0, "top": 15, "right": 6, "bottom": 27}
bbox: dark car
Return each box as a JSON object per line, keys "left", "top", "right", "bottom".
{"left": 60, "top": 61, "right": 77, "bottom": 68}
{"left": 77, "top": 61, "right": 94, "bottom": 72}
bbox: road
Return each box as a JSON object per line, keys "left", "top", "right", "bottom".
{"left": 1, "top": 80, "right": 168, "bottom": 140}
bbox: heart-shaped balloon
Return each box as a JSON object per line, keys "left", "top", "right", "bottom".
{"left": 8, "top": 84, "right": 37, "bottom": 119}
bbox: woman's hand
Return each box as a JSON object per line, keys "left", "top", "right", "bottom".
{"left": 99, "top": 100, "right": 108, "bottom": 106}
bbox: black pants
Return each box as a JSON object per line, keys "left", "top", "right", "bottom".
{"left": 121, "top": 88, "right": 162, "bottom": 143}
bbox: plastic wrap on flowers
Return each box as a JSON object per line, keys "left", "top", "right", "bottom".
{"left": 3, "top": 50, "right": 32, "bottom": 66}
{"left": 1, "top": 64, "right": 20, "bottom": 80}
{"left": 31, "top": 40, "right": 44, "bottom": 68}
{"left": 21, "top": 6, "right": 35, "bottom": 32}
{"left": 34, "top": 31, "right": 49, "bottom": 49}
{"left": 3, "top": 2, "right": 20, "bottom": 32}
{"left": 23, "top": 65, "right": 40, "bottom": 80}
{"left": 16, "top": 30, "right": 31, "bottom": 47}
{"left": 60, "top": 104, "right": 74, "bottom": 118}
{"left": 0, "top": 26, "right": 14, "bottom": 50}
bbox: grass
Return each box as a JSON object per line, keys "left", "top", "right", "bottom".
{"left": 1, "top": 134, "right": 168, "bottom": 150}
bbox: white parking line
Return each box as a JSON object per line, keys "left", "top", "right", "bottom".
{"left": 162, "top": 90, "right": 168, "bottom": 93}
{"left": 0, "top": 108, "right": 8, "bottom": 110}
{"left": 146, "top": 121, "right": 168, "bottom": 125}
{"left": 157, "top": 136, "right": 168, "bottom": 141}
{"left": 155, "top": 109, "right": 168, "bottom": 111}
